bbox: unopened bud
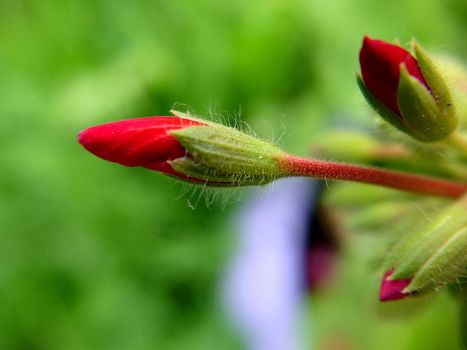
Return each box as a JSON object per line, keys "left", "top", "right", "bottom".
{"left": 358, "top": 36, "right": 458, "bottom": 142}
{"left": 380, "top": 194, "right": 467, "bottom": 301}
{"left": 79, "top": 111, "right": 286, "bottom": 186}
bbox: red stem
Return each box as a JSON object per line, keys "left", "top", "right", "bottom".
{"left": 280, "top": 155, "right": 467, "bottom": 198}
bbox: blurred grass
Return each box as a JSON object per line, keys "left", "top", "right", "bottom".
{"left": 0, "top": 0, "right": 467, "bottom": 349}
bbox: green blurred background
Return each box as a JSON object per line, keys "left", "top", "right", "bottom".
{"left": 1, "top": 0, "right": 467, "bottom": 349}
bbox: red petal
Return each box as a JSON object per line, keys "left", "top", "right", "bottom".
{"left": 78, "top": 116, "right": 205, "bottom": 167}
{"left": 359, "top": 36, "right": 429, "bottom": 116}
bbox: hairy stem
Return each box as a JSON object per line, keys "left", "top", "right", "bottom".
{"left": 280, "top": 155, "right": 467, "bottom": 198}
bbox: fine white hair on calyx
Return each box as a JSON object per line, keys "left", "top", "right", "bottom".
{"left": 167, "top": 105, "right": 286, "bottom": 208}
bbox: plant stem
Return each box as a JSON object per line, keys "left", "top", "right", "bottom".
{"left": 280, "top": 155, "right": 467, "bottom": 198}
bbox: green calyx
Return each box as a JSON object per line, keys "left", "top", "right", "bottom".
{"left": 397, "top": 64, "right": 458, "bottom": 142}
{"left": 170, "top": 123, "right": 287, "bottom": 186}
{"left": 384, "top": 194, "right": 467, "bottom": 294}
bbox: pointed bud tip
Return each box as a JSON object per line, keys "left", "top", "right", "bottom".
{"left": 379, "top": 269, "right": 411, "bottom": 302}
{"left": 361, "top": 35, "right": 393, "bottom": 52}
{"left": 78, "top": 128, "right": 92, "bottom": 147}
{"left": 77, "top": 126, "right": 100, "bottom": 153}
{"left": 362, "top": 35, "right": 374, "bottom": 46}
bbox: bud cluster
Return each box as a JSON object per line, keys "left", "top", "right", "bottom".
{"left": 78, "top": 36, "right": 467, "bottom": 305}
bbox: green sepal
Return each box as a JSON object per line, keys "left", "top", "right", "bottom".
{"left": 170, "top": 124, "right": 286, "bottom": 186}
{"left": 412, "top": 41, "right": 456, "bottom": 119}
{"left": 357, "top": 75, "right": 412, "bottom": 135}
{"left": 397, "top": 65, "right": 457, "bottom": 142}
{"left": 169, "top": 157, "right": 276, "bottom": 186}
{"left": 406, "top": 226, "right": 467, "bottom": 293}
{"left": 386, "top": 194, "right": 467, "bottom": 294}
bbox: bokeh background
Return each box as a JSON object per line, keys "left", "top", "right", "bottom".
{"left": 1, "top": 0, "right": 467, "bottom": 349}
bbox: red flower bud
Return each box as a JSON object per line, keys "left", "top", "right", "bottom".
{"left": 78, "top": 116, "right": 206, "bottom": 180}
{"left": 79, "top": 113, "right": 286, "bottom": 186}
{"left": 379, "top": 269, "right": 412, "bottom": 302}
{"left": 359, "top": 36, "right": 429, "bottom": 116}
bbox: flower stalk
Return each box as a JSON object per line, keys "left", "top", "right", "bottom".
{"left": 79, "top": 112, "right": 467, "bottom": 197}
{"left": 279, "top": 155, "right": 467, "bottom": 198}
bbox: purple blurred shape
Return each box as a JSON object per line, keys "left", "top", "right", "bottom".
{"left": 223, "top": 178, "right": 320, "bottom": 350}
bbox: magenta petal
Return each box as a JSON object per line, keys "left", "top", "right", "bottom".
{"left": 379, "top": 269, "right": 411, "bottom": 302}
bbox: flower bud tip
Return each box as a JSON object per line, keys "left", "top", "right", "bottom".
{"left": 379, "top": 269, "right": 411, "bottom": 302}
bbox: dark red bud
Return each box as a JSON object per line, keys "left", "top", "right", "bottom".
{"left": 359, "top": 36, "right": 430, "bottom": 116}
{"left": 379, "top": 269, "right": 411, "bottom": 302}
